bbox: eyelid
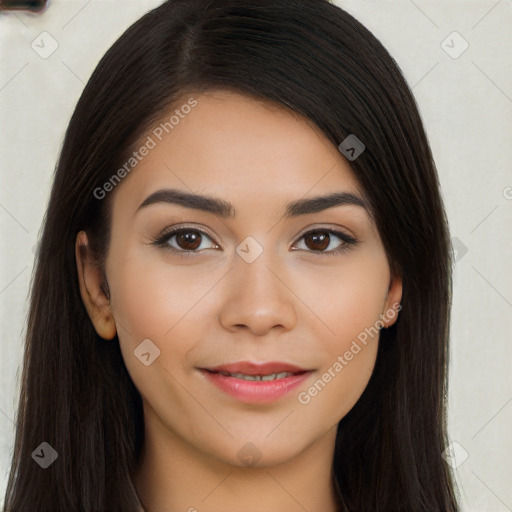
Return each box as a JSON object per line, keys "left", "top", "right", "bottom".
{"left": 293, "top": 224, "right": 357, "bottom": 243}
{"left": 291, "top": 226, "right": 358, "bottom": 255}
{"left": 152, "top": 223, "right": 220, "bottom": 251}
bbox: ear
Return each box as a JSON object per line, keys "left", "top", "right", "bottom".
{"left": 75, "top": 230, "right": 117, "bottom": 340}
{"left": 381, "top": 272, "right": 403, "bottom": 328}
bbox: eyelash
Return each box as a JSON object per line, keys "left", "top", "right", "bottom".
{"left": 151, "top": 224, "right": 358, "bottom": 257}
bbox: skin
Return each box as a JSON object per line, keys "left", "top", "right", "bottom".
{"left": 76, "top": 90, "right": 402, "bottom": 512}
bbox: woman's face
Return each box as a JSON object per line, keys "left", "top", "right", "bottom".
{"left": 80, "top": 90, "right": 401, "bottom": 468}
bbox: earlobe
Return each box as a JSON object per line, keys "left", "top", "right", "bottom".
{"left": 75, "top": 231, "right": 117, "bottom": 340}
{"left": 381, "top": 273, "right": 403, "bottom": 328}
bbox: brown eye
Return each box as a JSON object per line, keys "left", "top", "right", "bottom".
{"left": 294, "top": 228, "right": 358, "bottom": 255}
{"left": 153, "top": 227, "right": 219, "bottom": 254}
{"left": 304, "top": 231, "right": 330, "bottom": 251}
{"left": 175, "top": 230, "right": 202, "bottom": 250}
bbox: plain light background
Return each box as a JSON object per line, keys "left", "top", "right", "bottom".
{"left": 1, "top": 1, "right": 511, "bottom": 510}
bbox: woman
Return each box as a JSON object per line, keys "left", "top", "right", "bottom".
{"left": 3, "top": 0, "right": 459, "bottom": 510}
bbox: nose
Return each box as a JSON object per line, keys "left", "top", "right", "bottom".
{"left": 218, "top": 250, "right": 297, "bottom": 337}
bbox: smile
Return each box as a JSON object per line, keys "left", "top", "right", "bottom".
{"left": 217, "top": 371, "right": 295, "bottom": 381}
{"left": 200, "top": 361, "right": 313, "bottom": 404}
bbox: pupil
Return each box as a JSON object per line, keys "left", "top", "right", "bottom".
{"left": 306, "top": 232, "right": 329, "bottom": 251}
{"left": 177, "top": 231, "right": 201, "bottom": 250}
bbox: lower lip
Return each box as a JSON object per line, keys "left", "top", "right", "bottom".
{"left": 201, "top": 370, "right": 312, "bottom": 404}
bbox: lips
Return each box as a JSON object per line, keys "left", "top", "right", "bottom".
{"left": 199, "top": 361, "right": 313, "bottom": 404}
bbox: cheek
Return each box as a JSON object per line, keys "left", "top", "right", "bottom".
{"left": 293, "top": 274, "right": 385, "bottom": 425}
{"left": 109, "top": 247, "right": 216, "bottom": 331}
{"left": 294, "top": 249, "right": 389, "bottom": 342}
{"left": 290, "top": 253, "right": 388, "bottom": 416}
{"left": 295, "top": 345, "right": 378, "bottom": 432}
{"left": 106, "top": 257, "right": 217, "bottom": 432}
{"left": 106, "top": 253, "right": 220, "bottom": 382}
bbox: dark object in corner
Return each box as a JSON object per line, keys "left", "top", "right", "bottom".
{"left": 0, "top": 0, "right": 48, "bottom": 12}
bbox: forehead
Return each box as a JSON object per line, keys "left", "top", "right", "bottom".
{"left": 113, "top": 90, "right": 366, "bottom": 215}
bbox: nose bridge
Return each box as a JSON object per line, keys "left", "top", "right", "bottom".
{"left": 219, "top": 236, "right": 297, "bottom": 334}
{"left": 233, "top": 237, "right": 283, "bottom": 301}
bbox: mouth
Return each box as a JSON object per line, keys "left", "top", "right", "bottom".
{"left": 199, "top": 361, "right": 313, "bottom": 404}
{"left": 212, "top": 370, "right": 300, "bottom": 381}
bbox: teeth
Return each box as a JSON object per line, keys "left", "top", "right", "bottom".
{"left": 262, "top": 372, "right": 291, "bottom": 381}
{"left": 219, "top": 371, "right": 294, "bottom": 381}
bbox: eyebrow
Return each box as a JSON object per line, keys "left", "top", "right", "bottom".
{"left": 137, "top": 188, "right": 371, "bottom": 218}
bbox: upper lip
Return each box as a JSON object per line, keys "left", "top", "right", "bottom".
{"left": 203, "top": 361, "right": 311, "bottom": 375}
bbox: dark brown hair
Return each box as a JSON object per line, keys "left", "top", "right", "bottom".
{"left": 3, "top": 1, "right": 458, "bottom": 510}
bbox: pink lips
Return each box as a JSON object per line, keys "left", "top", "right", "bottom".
{"left": 200, "top": 361, "right": 313, "bottom": 404}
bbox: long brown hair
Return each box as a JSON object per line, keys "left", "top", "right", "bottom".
{"left": 3, "top": 1, "right": 458, "bottom": 510}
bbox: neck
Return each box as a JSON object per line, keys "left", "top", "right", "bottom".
{"left": 132, "top": 420, "right": 343, "bottom": 512}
